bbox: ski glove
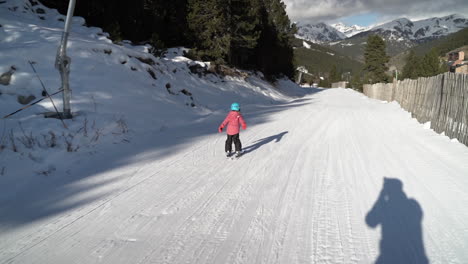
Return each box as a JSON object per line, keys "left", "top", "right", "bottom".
{"left": 242, "top": 124, "right": 247, "bottom": 130}
{"left": 218, "top": 126, "right": 223, "bottom": 133}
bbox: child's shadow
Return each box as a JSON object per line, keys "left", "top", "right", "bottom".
{"left": 243, "top": 131, "right": 288, "bottom": 155}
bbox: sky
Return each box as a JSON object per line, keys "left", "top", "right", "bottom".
{"left": 282, "top": 0, "right": 468, "bottom": 26}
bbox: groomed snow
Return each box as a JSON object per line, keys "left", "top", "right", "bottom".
{"left": 1, "top": 1, "right": 468, "bottom": 264}
{"left": 2, "top": 87, "right": 468, "bottom": 264}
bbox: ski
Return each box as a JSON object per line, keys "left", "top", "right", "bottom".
{"left": 227, "top": 151, "right": 243, "bottom": 160}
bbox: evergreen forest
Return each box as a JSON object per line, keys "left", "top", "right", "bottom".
{"left": 39, "top": 0, "right": 296, "bottom": 79}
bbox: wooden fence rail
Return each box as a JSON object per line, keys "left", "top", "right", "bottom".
{"left": 363, "top": 72, "right": 468, "bottom": 147}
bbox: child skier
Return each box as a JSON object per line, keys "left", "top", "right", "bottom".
{"left": 218, "top": 102, "right": 247, "bottom": 157}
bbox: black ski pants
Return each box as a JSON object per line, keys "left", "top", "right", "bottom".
{"left": 225, "top": 134, "right": 242, "bottom": 152}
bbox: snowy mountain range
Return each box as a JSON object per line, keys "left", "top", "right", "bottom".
{"left": 330, "top": 23, "right": 370, "bottom": 38}
{"left": 372, "top": 14, "right": 468, "bottom": 42}
{"left": 295, "top": 22, "right": 346, "bottom": 44}
{"left": 296, "top": 14, "right": 468, "bottom": 44}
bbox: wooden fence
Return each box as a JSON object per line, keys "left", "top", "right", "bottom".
{"left": 331, "top": 81, "right": 348, "bottom": 88}
{"left": 363, "top": 72, "right": 468, "bottom": 147}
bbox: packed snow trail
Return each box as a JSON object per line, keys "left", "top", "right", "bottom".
{"left": 1, "top": 88, "right": 468, "bottom": 264}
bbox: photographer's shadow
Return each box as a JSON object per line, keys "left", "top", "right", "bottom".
{"left": 366, "top": 178, "right": 429, "bottom": 264}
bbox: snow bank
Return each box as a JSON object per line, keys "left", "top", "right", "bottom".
{"left": 0, "top": 0, "right": 309, "bottom": 176}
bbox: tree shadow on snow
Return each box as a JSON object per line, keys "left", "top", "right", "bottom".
{"left": 0, "top": 97, "right": 318, "bottom": 228}
{"left": 242, "top": 131, "right": 288, "bottom": 155}
{"left": 366, "top": 177, "right": 429, "bottom": 264}
{"left": 0, "top": 47, "right": 325, "bottom": 228}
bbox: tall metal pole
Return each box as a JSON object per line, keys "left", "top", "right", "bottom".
{"left": 55, "top": 0, "right": 76, "bottom": 119}
{"left": 297, "top": 71, "right": 303, "bottom": 84}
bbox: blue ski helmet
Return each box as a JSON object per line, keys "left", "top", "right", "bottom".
{"left": 231, "top": 102, "right": 240, "bottom": 111}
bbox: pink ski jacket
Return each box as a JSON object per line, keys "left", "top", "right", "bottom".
{"left": 219, "top": 111, "right": 247, "bottom": 135}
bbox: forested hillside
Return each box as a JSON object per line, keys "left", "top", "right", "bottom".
{"left": 292, "top": 38, "right": 363, "bottom": 84}
{"left": 390, "top": 28, "right": 468, "bottom": 73}
{"left": 411, "top": 27, "right": 468, "bottom": 56}
{"left": 38, "top": 0, "right": 296, "bottom": 78}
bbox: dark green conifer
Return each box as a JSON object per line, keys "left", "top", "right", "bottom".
{"left": 421, "top": 48, "right": 442, "bottom": 77}
{"left": 187, "top": 0, "right": 231, "bottom": 62}
{"left": 229, "top": 0, "right": 262, "bottom": 67}
{"left": 329, "top": 65, "right": 340, "bottom": 83}
{"left": 363, "top": 35, "right": 390, "bottom": 84}
{"left": 256, "top": 0, "right": 296, "bottom": 78}
{"left": 402, "top": 50, "right": 422, "bottom": 79}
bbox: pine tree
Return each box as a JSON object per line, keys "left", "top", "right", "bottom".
{"left": 363, "top": 35, "right": 390, "bottom": 84}
{"left": 402, "top": 50, "right": 421, "bottom": 79}
{"left": 187, "top": 0, "right": 231, "bottom": 63}
{"left": 329, "top": 65, "right": 340, "bottom": 83}
{"left": 229, "top": 0, "right": 262, "bottom": 67}
{"left": 421, "top": 48, "right": 442, "bottom": 77}
{"left": 43, "top": 0, "right": 296, "bottom": 78}
{"left": 111, "top": 0, "right": 146, "bottom": 42}
{"left": 255, "top": 0, "right": 296, "bottom": 78}
{"left": 350, "top": 71, "right": 363, "bottom": 92}
{"left": 144, "top": 0, "right": 189, "bottom": 50}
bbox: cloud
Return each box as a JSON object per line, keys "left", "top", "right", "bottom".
{"left": 283, "top": 0, "right": 468, "bottom": 25}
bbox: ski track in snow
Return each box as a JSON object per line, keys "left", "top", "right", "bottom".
{"left": 1, "top": 89, "right": 468, "bottom": 263}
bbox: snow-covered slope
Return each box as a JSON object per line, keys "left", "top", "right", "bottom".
{"left": 0, "top": 0, "right": 307, "bottom": 176}
{"left": 295, "top": 22, "right": 346, "bottom": 44}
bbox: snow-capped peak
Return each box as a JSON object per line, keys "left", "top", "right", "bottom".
{"left": 371, "top": 14, "right": 468, "bottom": 41}
{"left": 295, "top": 22, "right": 346, "bottom": 44}
{"left": 295, "top": 14, "right": 468, "bottom": 44}
{"left": 374, "top": 18, "right": 413, "bottom": 30}
{"left": 331, "top": 22, "right": 370, "bottom": 38}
